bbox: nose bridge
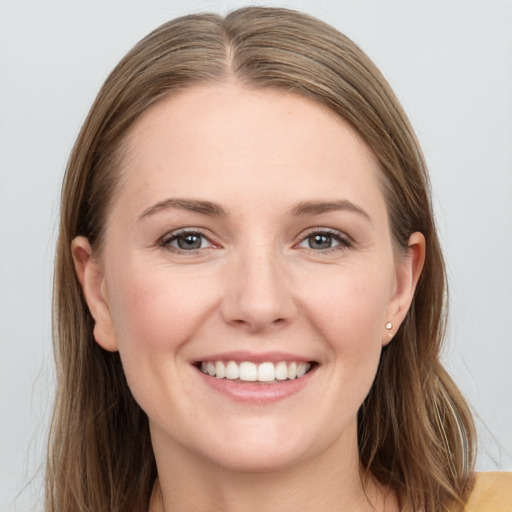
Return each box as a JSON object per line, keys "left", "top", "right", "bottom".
{"left": 222, "top": 240, "right": 295, "bottom": 331}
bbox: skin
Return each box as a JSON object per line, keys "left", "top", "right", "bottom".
{"left": 72, "top": 83, "right": 424, "bottom": 512}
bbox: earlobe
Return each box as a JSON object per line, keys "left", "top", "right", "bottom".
{"left": 71, "top": 236, "right": 119, "bottom": 352}
{"left": 383, "top": 232, "right": 426, "bottom": 345}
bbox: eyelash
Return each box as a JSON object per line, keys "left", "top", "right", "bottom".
{"left": 159, "top": 229, "right": 215, "bottom": 254}
{"left": 296, "top": 229, "right": 352, "bottom": 253}
{"left": 158, "top": 228, "right": 352, "bottom": 255}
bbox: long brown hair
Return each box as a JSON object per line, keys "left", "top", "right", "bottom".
{"left": 47, "top": 7, "right": 475, "bottom": 511}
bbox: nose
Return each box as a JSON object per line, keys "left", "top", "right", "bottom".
{"left": 220, "top": 248, "right": 297, "bottom": 333}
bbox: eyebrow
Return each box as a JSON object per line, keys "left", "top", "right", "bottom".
{"left": 290, "top": 200, "right": 371, "bottom": 221}
{"left": 138, "top": 197, "right": 370, "bottom": 222}
{"left": 138, "top": 198, "right": 228, "bottom": 221}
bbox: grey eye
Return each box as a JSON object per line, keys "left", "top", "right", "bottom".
{"left": 306, "top": 233, "right": 339, "bottom": 249}
{"left": 176, "top": 233, "right": 203, "bottom": 250}
{"left": 308, "top": 233, "right": 334, "bottom": 249}
{"left": 297, "top": 230, "right": 349, "bottom": 252}
{"left": 163, "top": 231, "right": 213, "bottom": 251}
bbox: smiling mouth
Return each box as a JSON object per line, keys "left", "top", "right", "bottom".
{"left": 195, "top": 360, "right": 316, "bottom": 383}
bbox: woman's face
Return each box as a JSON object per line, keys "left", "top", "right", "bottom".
{"left": 74, "top": 84, "right": 422, "bottom": 472}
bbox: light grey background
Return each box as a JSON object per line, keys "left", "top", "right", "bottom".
{"left": 1, "top": 1, "right": 511, "bottom": 510}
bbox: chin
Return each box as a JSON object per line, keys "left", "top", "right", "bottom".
{"left": 186, "top": 418, "right": 339, "bottom": 474}
{"left": 204, "top": 442, "right": 309, "bottom": 474}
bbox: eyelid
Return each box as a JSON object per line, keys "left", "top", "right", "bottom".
{"left": 295, "top": 227, "right": 353, "bottom": 251}
{"left": 159, "top": 228, "right": 219, "bottom": 253}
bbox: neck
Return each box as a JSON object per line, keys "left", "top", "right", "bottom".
{"left": 148, "top": 424, "right": 398, "bottom": 512}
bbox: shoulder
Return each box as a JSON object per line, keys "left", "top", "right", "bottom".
{"left": 464, "top": 472, "right": 512, "bottom": 511}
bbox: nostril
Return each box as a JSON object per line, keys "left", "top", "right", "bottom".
{"left": 220, "top": 265, "right": 297, "bottom": 332}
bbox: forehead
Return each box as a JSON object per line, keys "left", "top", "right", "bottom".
{"left": 114, "top": 83, "right": 386, "bottom": 222}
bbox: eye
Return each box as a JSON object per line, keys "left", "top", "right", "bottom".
{"left": 297, "top": 230, "right": 351, "bottom": 251}
{"left": 160, "top": 230, "right": 214, "bottom": 252}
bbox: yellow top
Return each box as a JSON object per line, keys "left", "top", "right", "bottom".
{"left": 464, "top": 472, "right": 512, "bottom": 511}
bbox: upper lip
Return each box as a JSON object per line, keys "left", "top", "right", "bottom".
{"left": 192, "top": 350, "right": 316, "bottom": 364}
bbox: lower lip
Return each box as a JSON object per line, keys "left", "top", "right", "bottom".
{"left": 196, "top": 367, "right": 316, "bottom": 404}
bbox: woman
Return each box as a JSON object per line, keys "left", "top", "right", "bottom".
{"left": 46, "top": 6, "right": 511, "bottom": 512}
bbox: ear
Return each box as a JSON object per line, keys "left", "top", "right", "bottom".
{"left": 383, "top": 232, "right": 426, "bottom": 345}
{"left": 71, "top": 236, "right": 119, "bottom": 352}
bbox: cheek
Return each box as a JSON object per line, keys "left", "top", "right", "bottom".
{"left": 287, "top": 263, "right": 393, "bottom": 443}
{"left": 107, "top": 264, "right": 211, "bottom": 351}
{"left": 298, "top": 260, "right": 392, "bottom": 403}
{"left": 103, "top": 265, "right": 217, "bottom": 409}
{"left": 305, "top": 264, "right": 391, "bottom": 345}
{"left": 103, "top": 265, "right": 212, "bottom": 414}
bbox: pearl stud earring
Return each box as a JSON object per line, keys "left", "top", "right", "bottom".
{"left": 385, "top": 322, "right": 393, "bottom": 330}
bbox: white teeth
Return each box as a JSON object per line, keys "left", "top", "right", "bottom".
{"left": 297, "top": 362, "right": 308, "bottom": 378}
{"left": 288, "top": 362, "right": 297, "bottom": 380}
{"left": 257, "top": 362, "right": 275, "bottom": 382}
{"left": 239, "top": 361, "right": 258, "bottom": 381}
{"left": 199, "top": 360, "right": 312, "bottom": 382}
{"left": 275, "top": 361, "right": 288, "bottom": 380}
{"left": 225, "top": 360, "right": 239, "bottom": 379}
{"left": 215, "top": 361, "right": 226, "bottom": 379}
